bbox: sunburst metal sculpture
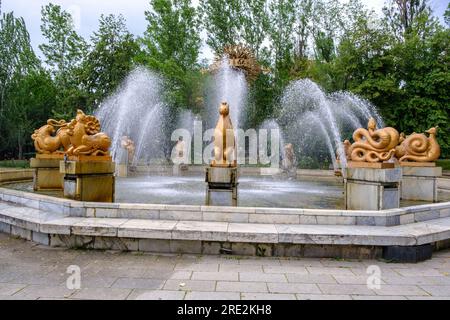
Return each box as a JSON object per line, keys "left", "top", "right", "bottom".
{"left": 209, "top": 44, "right": 263, "bottom": 82}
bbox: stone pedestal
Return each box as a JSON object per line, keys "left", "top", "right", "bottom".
{"left": 30, "top": 155, "right": 64, "bottom": 191}
{"left": 60, "top": 158, "right": 115, "bottom": 202}
{"left": 401, "top": 165, "right": 442, "bottom": 202}
{"left": 205, "top": 166, "right": 238, "bottom": 206}
{"left": 345, "top": 167, "right": 401, "bottom": 210}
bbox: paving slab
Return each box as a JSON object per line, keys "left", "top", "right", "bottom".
{"left": 163, "top": 279, "right": 216, "bottom": 292}
{"left": 129, "top": 289, "right": 186, "bottom": 300}
{"left": 185, "top": 291, "right": 240, "bottom": 300}
{"left": 216, "top": 281, "right": 268, "bottom": 293}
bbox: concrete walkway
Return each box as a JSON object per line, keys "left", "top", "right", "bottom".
{"left": 0, "top": 232, "right": 449, "bottom": 300}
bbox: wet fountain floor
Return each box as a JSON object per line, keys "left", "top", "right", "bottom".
{"left": 5, "top": 174, "right": 443, "bottom": 209}
{"left": 115, "top": 175, "right": 344, "bottom": 208}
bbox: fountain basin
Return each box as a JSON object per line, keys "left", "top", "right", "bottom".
{"left": 1, "top": 168, "right": 450, "bottom": 262}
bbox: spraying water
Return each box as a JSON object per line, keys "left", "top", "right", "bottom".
{"left": 277, "top": 79, "right": 384, "bottom": 170}
{"left": 96, "top": 67, "right": 169, "bottom": 165}
{"left": 205, "top": 56, "right": 248, "bottom": 130}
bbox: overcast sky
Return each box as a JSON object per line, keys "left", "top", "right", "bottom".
{"left": 2, "top": 0, "right": 448, "bottom": 62}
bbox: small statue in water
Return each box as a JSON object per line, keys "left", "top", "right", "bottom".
{"left": 173, "top": 136, "right": 189, "bottom": 171}
{"left": 211, "top": 102, "right": 236, "bottom": 167}
{"left": 281, "top": 143, "right": 297, "bottom": 178}
{"left": 120, "top": 136, "right": 135, "bottom": 164}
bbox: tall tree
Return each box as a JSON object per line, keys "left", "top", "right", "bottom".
{"left": 137, "top": 0, "right": 201, "bottom": 108}
{"left": 39, "top": 3, "right": 88, "bottom": 118}
{"left": 293, "top": 0, "right": 313, "bottom": 59}
{"left": 3, "top": 71, "right": 57, "bottom": 159}
{"left": 200, "top": 0, "right": 270, "bottom": 59}
{"left": 199, "top": 0, "right": 243, "bottom": 53}
{"left": 39, "top": 3, "right": 87, "bottom": 86}
{"left": 237, "top": 0, "right": 270, "bottom": 59}
{"left": 382, "top": 0, "right": 437, "bottom": 41}
{"left": 445, "top": 3, "right": 450, "bottom": 27}
{"left": 81, "top": 14, "right": 139, "bottom": 109}
{"left": 0, "top": 12, "right": 56, "bottom": 159}
{"left": 0, "top": 12, "right": 40, "bottom": 111}
{"left": 267, "top": 0, "right": 296, "bottom": 84}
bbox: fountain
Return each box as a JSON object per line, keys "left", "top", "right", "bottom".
{"left": 277, "top": 79, "right": 384, "bottom": 172}
{"left": 95, "top": 67, "right": 170, "bottom": 167}
{"left": 2, "top": 52, "right": 447, "bottom": 262}
{"left": 205, "top": 56, "right": 248, "bottom": 134}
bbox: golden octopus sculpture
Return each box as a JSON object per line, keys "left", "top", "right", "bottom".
{"left": 347, "top": 118, "right": 400, "bottom": 163}
{"left": 32, "top": 109, "right": 111, "bottom": 157}
{"left": 395, "top": 128, "right": 440, "bottom": 163}
{"left": 211, "top": 102, "right": 236, "bottom": 167}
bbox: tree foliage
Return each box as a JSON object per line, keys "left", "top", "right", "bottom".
{"left": 81, "top": 14, "right": 139, "bottom": 109}
{"left": 137, "top": 0, "right": 201, "bottom": 109}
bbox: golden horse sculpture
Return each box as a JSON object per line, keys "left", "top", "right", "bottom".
{"left": 348, "top": 118, "right": 400, "bottom": 163}
{"left": 211, "top": 102, "right": 236, "bottom": 167}
{"left": 395, "top": 128, "right": 440, "bottom": 163}
{"left": 31, "top": 110, "right": 111, "bottom": 157}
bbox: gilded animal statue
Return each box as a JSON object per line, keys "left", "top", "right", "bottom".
{"left": 31, "top": 119, "right": 70, "bottom": 154}
{"left": 348, "top": 118, "right": 400, "bottom": 163}
{"left": 65, "top": 110, "right": 111, "bottom": 156}
{"left": 212, "top": 102, "right": 236, "bottom": 167}
{"left": 395, "top": 128, "right": 440, "bottom": 162}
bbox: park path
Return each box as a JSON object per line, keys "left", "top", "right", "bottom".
{"left": 0, "top": 232, "right": 449, "bottom": 300}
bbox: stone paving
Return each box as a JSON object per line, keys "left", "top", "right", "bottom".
{"left": 0, "top": 232, "right": 449, "bottom": 300}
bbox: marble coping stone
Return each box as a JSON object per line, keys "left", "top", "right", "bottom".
{"left": 346, "top": 167, "right": 402, "bottom": 183}
{"left": 0, "top": 169, "right": 34, "bottom": 183}
{"left": 1, "top": 199, "right": 450, "bottom": 247}
{"left": 438, "top": 177, "right": 450, "bottom": 190}
{"left": 402, "top": 166, "right": 442, "bottom": 177}
{"left": 1, "top": 187, "right": 450, "bottom": 226}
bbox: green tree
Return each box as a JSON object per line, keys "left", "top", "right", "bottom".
{"left": 0, "top": 12, "right": 47, "bottom": 159}
{"left": 0, "top": 12, "right": 40, "bottom": 112}
{"left": 238, "top": 0, "right": 270, "bottom": 59}
{"left": 2, "top": 71, "right": 57, "bottom": 159}
{"left": 40, "top": 3, "right": 87, "bottom": 85}
{"left": 199, "top": 0, "right": 243, "bottom": 52}
{"left": 39, "top": 3, "right": 88, "bottom": 118}
{"left": 267, "top": 0, "right": 296, "bottom": 90}
{"left": 391, "top": 27, "right": 450, "bottom": 157}
{"left": 81, "top": 14, "right": 139, "bottom": 109}
{"left": 445, "top": 3, "right": 450, "bottom": 27}
{"left": 293, "top": 0, "right": 313, "bottom": 59}
{"left": 382, "top": 0, "right": 438, "bottom": 41}
{"left": 137, "top": 0, "right": 201, "bottom": 109}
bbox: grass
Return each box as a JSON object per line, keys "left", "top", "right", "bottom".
{"left": 437, "top": 159, "right": 450, "bottom": 171}
{"left": 0, "top": 159, "right": 30, "bottom": 168}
